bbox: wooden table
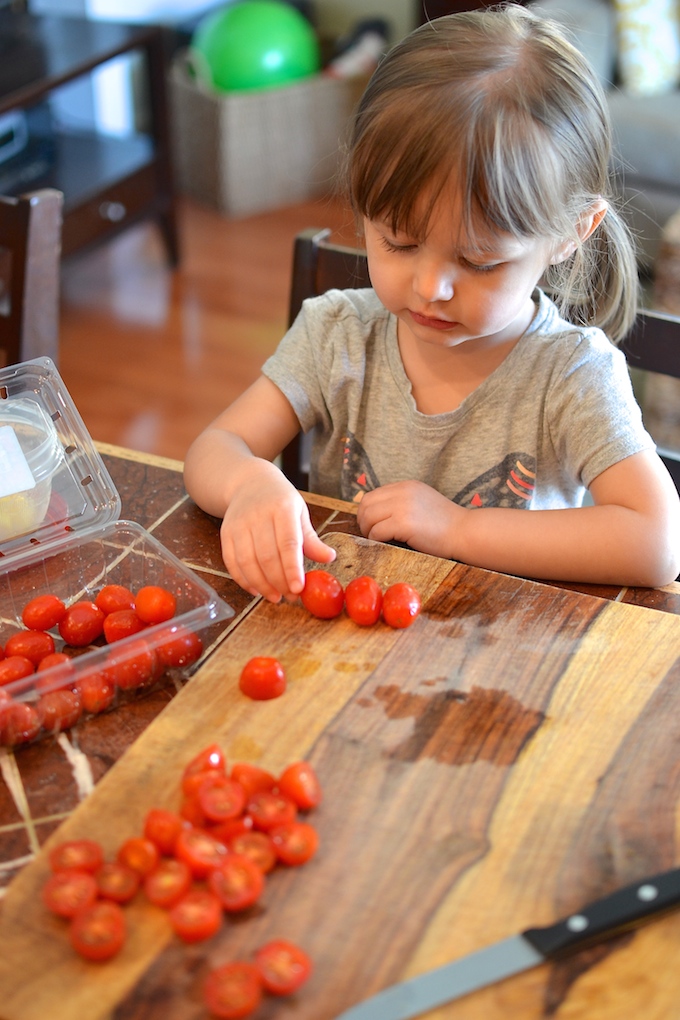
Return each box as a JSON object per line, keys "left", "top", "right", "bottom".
{"left": 1, "top": 443, "right": 680, "bottom": 1019}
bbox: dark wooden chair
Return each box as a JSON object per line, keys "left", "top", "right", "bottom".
{"left": 282, "top": 226, "right": 680, "bottom": 494}
{"left": 0, "top": 188, "right": 63, "bottom": 369}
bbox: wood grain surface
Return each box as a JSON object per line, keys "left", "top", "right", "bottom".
{"left": 1, "top": 534, "right": 679, "bottom": 1020}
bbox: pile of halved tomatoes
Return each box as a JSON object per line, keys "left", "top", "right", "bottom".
{"left": 42, "top": 743, "right": 318, "bottom": 1018}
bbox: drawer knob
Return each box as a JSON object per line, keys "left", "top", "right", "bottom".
{"left": 99, "top": 201, "right": 127, "bottom": 222}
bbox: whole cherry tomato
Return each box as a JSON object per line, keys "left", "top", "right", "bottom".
{"left": 35, "top": 653, "right": 75, "bottom": 693}
{"left": 300, "top": 569, "right": 344, "bottom": 619}
{"left": 0, "top": 700, "right": 41, "bottom": 745}
{"left": 106, "top": 639, "right": 160, "bottom": 690}
{"left": 76, "top": 671, "right": 116, "bottom": 714}
{"left": 238, "top": 657, "right": 286, "bottom": 700}
{"left": 254, "top": 939, "right": 313, "bottom": 996}
{"left": 69, "top": 900, "right": 126, "bottom": 961}
{"left": 277, "top": 761, "right": 322, "bottom": 811}
{"left": 103, "top": 609, "right": 145, "bottom": 644}
{"left": 203, "top": 961, "right": 263, "bottom": 1019}
{"left": 4, "top": 629, "right": 55, "bottom": 666}
{"left": 58, "top": 601, "right": 105, "bottom": 647}
{"left": 155, "top": 624, "right": 203, "bottom": 668}
{"left": 381, "top": 582, "right": 422, "bottom": 629}
{"left": 94, "top": 584, "right": 135, "bottom": 615}
{"left": 134, "top": 585, "right": 176, "bottom": 625}
{"left": 21, "top": 594, "right": 66, "bottom": 631}
{"left": 207, "top": 853, "right": 265, "bottom": 912}
{"left": 42, "top": 869, "right": 98, "bottom": 918}
{"left": 344, "top": 575, "right": 383, "bottom": 626}
{"left": 37, "top": 689, "right": 82, "bottom": 734}
{"left": 0, "top": 655, "right": 35, "bottom": 686}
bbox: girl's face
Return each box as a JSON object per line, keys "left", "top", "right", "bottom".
{"left": 364, "top": 188, "right": 556, "bottom": 354}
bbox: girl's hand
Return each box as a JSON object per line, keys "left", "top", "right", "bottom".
{"left": 219, "top": 461, "right": 336, "bottom": 603}
{"left": 357, "top": 481, "right": 462, "bottom": 557}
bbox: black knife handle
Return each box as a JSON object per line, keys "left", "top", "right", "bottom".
{"left": 523, "top": 867, "right": 680, "bottom": 960}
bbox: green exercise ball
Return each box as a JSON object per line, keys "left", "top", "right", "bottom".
{"left": 191, "top": 1, "right": 320, "bottom": 92}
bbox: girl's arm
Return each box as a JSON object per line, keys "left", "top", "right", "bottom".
{"left": 356, "top": 450, "right": 680, "bottom": 587}
{"left": 183, "top": 376, "right": 336, "bottom": 602}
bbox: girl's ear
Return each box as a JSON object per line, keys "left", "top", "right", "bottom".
{"left": 549, "top": 198, "right": 609, "bottom": 265}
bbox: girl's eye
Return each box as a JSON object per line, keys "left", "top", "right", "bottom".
{"left": 379, "top": 236, "right": 417, "bottom": 254}
{"left": 462, "top": 259, "right": 500, "bottom": 273}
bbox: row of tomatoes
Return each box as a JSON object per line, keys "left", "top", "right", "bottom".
{"left": 0, "top": 584, "right": 204, "bottom": 747}
{"left": 43, "top": 743, "right": 318, "bottom": 1018}
{"left": 301, "top": 569, "right": 422, "bottom": 628}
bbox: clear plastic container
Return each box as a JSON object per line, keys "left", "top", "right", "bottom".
{"left": 0, "top": 358, "right": 233, "bottom": 747}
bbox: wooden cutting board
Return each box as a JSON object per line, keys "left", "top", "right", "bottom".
{"left": 1, "top": 533, "right": 680, "bottom": 1020}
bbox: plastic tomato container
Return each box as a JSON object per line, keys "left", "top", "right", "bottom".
{"left": 0, "top": 358, "right": 233, "bottom": 747}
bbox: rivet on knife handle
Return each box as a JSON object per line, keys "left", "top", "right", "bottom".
{"left": 523, "top": 867, "right": 680, "bottom": 960}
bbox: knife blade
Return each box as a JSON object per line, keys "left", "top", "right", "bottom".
{"left": 334, "top": 866, "right": 680, "bottom": 1020}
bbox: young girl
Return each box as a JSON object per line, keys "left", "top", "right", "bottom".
{"left": 184, "top": 3, "right": 680, "bottom": 602}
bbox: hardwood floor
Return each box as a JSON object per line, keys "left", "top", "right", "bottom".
{"left": 58, "top": 193, "right": 358, "bottom": 462}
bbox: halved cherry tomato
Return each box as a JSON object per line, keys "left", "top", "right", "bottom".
{"left": 94, "top": 584, "right": 135, "bottom": 615}
{"left": 239, "top": 657, "right": 286, "bottom": 700}
{"left": 230, "top": 762, "right": 276, "bottom": 799}
{"left": 0, "top": 655, "right": 35, "bottom": 686}
{"left": 49, "top": 839, "right": 105, "bottom": 874}
{"left": 106, "top": 640, "right": 161, "bottom": 690}
{"left": 381, "top": 583, "right": 422, "bottom": 629}
{"left": 116, "top": 836, "right": 160, "bottom": 877}
{"left": 143, "top": 807, "right": 185, "bottom": 856}
{"left": 58, "top": 601, "right": 105, "bottom": 647}
{"left": 300, "top": 569, "right": 344, "bottom": 619}
{"left": 182, "top": 744, "right": 226, "bottom": 787}
{"left": 134, "top": 585, "right": 176, "bottom": 625}
{"left": 344, "top": 575, "right": 383, "bottom": 626}
{"left": 179, "top": 794, "right": 207, "bottom": 828}
{"left": 21, "top": 593, "right": 66, "bottom": 631}
{"left": 76, "top": 671, "right": 116, "bottom": 714}
{"left": 229, "top": 831, "right": 276, "bottom": 874}
{"left": 247, "top": 790, "right": 297, "bottom": 832}
{"left": 174, "top": 827, "right": 228, "bottom": 879}
{"left": 0, "top": 700, "right": 41, "bottom": 745}
{"left": 197, "top": 774, "right": 247, "bottom": 823}
{"left": 103, "top": 609, "right": 145, "bottom": 644}
{"left": 254, "top": 939, "right": 313, "bottom": 996}
{"left": 277, "top": 761, "right": 322, "bottom": 811}
{"left": 37, "top": 688, "right": 82, "bottom": 733}
{"left": 96, "top": 861, "right": 141, "bottom": 904}
{"left": 4, "top": 629, "right": 55, "bottom": 666}
{"left": 155, "top": 624, "right": 203, "bottom": 668}
{"left": 209, "top": 815, "right": 254, "bottom": 846}
{"left": 169, "top": 888, "right": 222, "bottom": 943}
{"left": 270, "top": 821, "right": 319, "bottom": 866}
{"left": 208, "top": 853, "right": 265, "bottom": 912}
{"left": 42, "top": 869, "right": 98, "bottom": 918}
{"left": 143, "top": 857, "right": 192, "bottom": 909}
{"left": 203, "top": 961, "right": 263, "bottom": 1019}
{"left": 69, "top": 900, "right": 126, "bottom": 961}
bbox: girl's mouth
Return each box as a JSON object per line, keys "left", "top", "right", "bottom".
{"left": 409, "top": 310, "right": 457, "bottom": 331}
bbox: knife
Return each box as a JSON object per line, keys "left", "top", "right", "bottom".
{"left": 334, "top": 866, "right": 680, "bottom": 1020}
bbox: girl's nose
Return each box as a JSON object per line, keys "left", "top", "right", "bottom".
{"left": 413, "top": 261, "right": 455, "bottom": 303}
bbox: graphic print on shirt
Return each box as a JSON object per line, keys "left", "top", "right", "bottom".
{"left": 341, "top": 433, "right": 381, "bottom": 503}
{"left": 453, "top": 454, "right": 536, "bottom": 509}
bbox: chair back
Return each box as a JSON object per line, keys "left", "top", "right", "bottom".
{"left": 283, "top": 227, "right": 680, "bottom": 495}
{"left": 0, "top": 188, "right": 63, "bottom": 369}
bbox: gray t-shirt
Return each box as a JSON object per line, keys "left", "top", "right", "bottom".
{"left": 262, "top": 287, "right": 654, "bottom": 508}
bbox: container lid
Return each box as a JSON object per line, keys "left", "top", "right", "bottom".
{"left": 0, "top": 357, "right": 121, "bottom": 568}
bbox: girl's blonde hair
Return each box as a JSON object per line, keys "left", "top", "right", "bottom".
{"left": 343, "top": 3, "right": 638, "bottom": 342}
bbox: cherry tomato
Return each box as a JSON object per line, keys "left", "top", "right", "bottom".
{"left": 96, "top": 861, "right": 141, "bottom": 904}
{"left": 345, "top": 575, "right": 383, "bottom": 626}
{"left": 382, "top": 582, "right": 422, "bottom": 629}
{"left": 134, "top": 585, "right": 176, "bottom": 625}
{"left": 94, "top": 584, "right": 135, "bottom": 615}
{"left": 209, "top": 815, "right": 254, "bottom": 846}
{"left": 230, "top": 762, "right": 276, "bottom": 800}
{"left": 169, "top": 888, "right": 222, "bottom": 943}
{"left": 106, "top": 640, "right": 161, "bottom": 690}
{"left": 270, "top": 821, "right": 319, "bottom": 866}
{"left": 229, "top": 831, "right": 276, "bottom": 874}
{"left": 143, "top": 857, "right": 192, "bottom": 909}
{"left": 37, "top": 689, "right": 82, "bottom": 733}
{"left": 35, "top": 652, "right": 76, "bottom": 694}
{"left": 4, "top": 629, "right": 55, "bottom": 666}
{"left": 0, "top": 701, "right": 41, "bottom": 745}
{"left": 254, "top": 939, "right": 313, "bottom": 996}
{"left": 239, "top": 657, "right": 286, "bottom": 700}
{"left": 197, "top": 774, "right": 247, "bottom": 823}
{"left": 116, "top": 836, "right": 160, "bottom": 877}
{"left": 21, "top": 594, "right": 66, "bottom": 631}
{"left": 69, "top": 900, "right": 126, "bottom": 961}
{"left": 49, "top": 839, "right": 105, "bottom": 874}
{"left": 247, "top": 790, "right": 297, "bottom": 832}
{"left": 143, "top": 807, "right": 186, "bottom": 856}
{"left": 174, "top": 827, "right": 228, "bottom": 879}
{"left": 203, "top": 961, "right": 263, "bottom": 1019}
{"left": 0, "top": 655, "right": 35, "bottom": 686}
{"left": 300, "top": 569, "right": 344, "bottom": 619}
{"left": 208, "top": 853, "right": 265, "bottom": 912}
{"left": 42, "top": 869, "right": 98, "bottom": 918}
{"left": 155, "top": 624, "right": 203, "bottom": 668}
{"left": 183, "top": 744, "right": 226, "bottom": 786}
{"left": 103, "top": 609, "right": 145, "bottom": 644}
{"left": 58, "top": 601, "right": 105, "bottom": 647}
{"left": 179, "top": 794, "right": 207, "bottom": 828}
{"left": 76, "top": 671, "right": 116, "bottom": 714}
{"left": 277, "top": 761, "right": 322, "bottom": 811}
